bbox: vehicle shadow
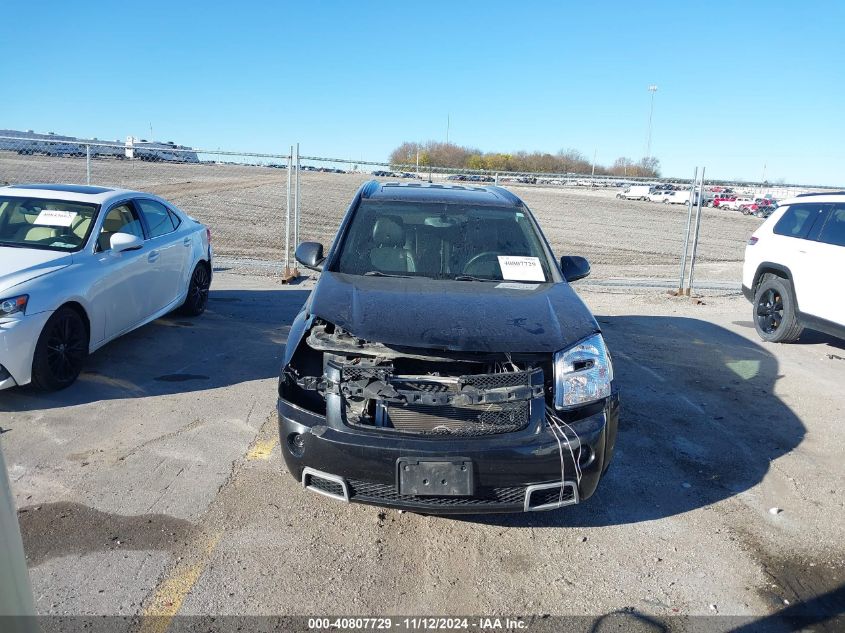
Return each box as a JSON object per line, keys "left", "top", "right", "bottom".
{"left": 465, "top": 315, "right": 805, "bottom": 528}
{"left": 732, "top": 320, "right": 845, "bottom": 351}
{"left": 796, "top": 329, "right": 845, "bottom": 351}
{"left": 0, "top": 288, "right": 310, "bottom": 412}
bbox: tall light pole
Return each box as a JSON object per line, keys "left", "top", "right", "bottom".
{"left": 646, "top": 84, "right": 658, "bottom": 159}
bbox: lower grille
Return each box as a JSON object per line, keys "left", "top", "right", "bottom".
{"left": 347, "top": 478, "right": 525, "bottom": 507}
{"left": 302, "top": 468, "right": 349, "bottom": 501}
{"left": 308, "top": 476, "right": 345, "bottom": 498}
{"left": 383, "top": 400, "right": 530, "bottom": 437}
{"left": 527, "top": 485, "right": 575, "bottom": 508}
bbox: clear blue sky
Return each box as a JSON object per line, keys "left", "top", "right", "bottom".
{"left": 2, "top": 1, "right": 843, "bottom": 184}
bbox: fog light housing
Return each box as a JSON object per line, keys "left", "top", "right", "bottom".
{"left": 288, "top": 433, "right": 306, "bottom": 456}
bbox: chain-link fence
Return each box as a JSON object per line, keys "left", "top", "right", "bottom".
{"left": 0, "top": 135, "right": 294, "bottom": 274}
{"left": 2, "top": 134, "right": 841, "bottom": 285}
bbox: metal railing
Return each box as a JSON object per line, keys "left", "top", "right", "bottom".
{"left": 2, "top": 133, "right": 841, "bottom": 283}
{"left": 0, "top": 135, "right": 301, "bottom": 274}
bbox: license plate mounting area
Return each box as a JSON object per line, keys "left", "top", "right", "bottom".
{"left": 397, "top": 459, "right": 473, "bottom": 496}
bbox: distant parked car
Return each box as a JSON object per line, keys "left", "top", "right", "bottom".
{"left": 617, "top": 185, "right": 653, "bottom": 200}
{"left": 741, "top": 198, "right": 776, "bottom": 215}
{"left": 723, "top": 197, "right": 754, "bottom": 211}
{"left": 0, "top": 184, "right": 213, "bottom": 391}
{"left": 754, "top": 205, "right": 777, "bottom": 218}
{"left": 666, "top": 190, "right": 700, "bottom": 205}
{"left": 710, "top": 194, "right": 737, "bottom": 208}
{"left": 647, "top": 189, "right": 673, "bottom": 203}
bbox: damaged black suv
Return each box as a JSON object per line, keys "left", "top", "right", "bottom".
{"left": 278, "top": 181, "right": 619, "bottom": 513}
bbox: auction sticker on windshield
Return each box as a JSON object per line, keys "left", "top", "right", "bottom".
{"left": 497, "top": 256, "right": 545, "bottom": 282}
{"left": 34, "top": 210, "right": 77, "bottom": 227}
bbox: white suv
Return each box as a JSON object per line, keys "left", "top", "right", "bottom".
{"left": 742, "top": 193, "right": 845, "bottom": 343}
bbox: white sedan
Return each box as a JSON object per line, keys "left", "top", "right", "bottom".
{"left": 0, "top": 184, "right": 212, "bottom": 391}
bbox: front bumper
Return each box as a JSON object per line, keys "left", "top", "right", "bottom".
{"left": 0, "top": 311, "right": 52, "bottom": 390}
{"left": 277, "top": 392, "right": 619, "bottom": 514}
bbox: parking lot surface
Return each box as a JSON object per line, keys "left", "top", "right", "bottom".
{"left": 2, "top": 272, "right": 844, "bottom": 627}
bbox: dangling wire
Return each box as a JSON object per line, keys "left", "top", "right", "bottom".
{"left": 503, "top": 352, "right": 520, "bottom": 373}
{"left": 554, "top": 415, "right": 584, "bottom": 483}
{"left": 545, "top": 409, "right": 567, "bottom": 505}
{"left": 545, "top": 405, "right": 583, "bottom": 505}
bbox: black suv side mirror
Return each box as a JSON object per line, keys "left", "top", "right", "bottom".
{"left": 295, "top": 241, "right": 325, "bottom": 271}
{"left": 560, "top": 255, "right": 591, "bottom": 282}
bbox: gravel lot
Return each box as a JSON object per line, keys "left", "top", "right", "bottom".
{"left": 2, "top": 271, "right": 844, "bottom": 629}
{"left": 0, "top": 154, "right": 761, "bottom": 283}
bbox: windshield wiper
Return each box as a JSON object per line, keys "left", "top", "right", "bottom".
{"left": 453, "top": 275, "right": 500, "bottom": 282}
{"left": 363, "top": 270, "right": 413, "bottom": 278}
{"left": 0, "top": 241, "right": 26, "bottom": 248}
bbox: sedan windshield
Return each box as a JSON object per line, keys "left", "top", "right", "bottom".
{"left": 335, "top": 201, "right": 553, "bottom": 282}
{"left": 0, "top": 196, "right": 99, "bottom": 251}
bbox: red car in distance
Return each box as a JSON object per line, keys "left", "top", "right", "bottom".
{"left": 710, "top": 194, "right": 737, "bottom": 208}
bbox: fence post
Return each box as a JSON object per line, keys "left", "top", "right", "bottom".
{"left": 294, "top": 143, "right": 300, "bottom": 255}
{"left": 686, "top": 167, "right": 707, "bottom": 295}
{"left": 86, "top": 144, "right": 91, "bottom": 185}
{"left": 285, "top": 146, "right": 292, "bottom": 277}
{"left": 677, "top": 167, "right": 698, "bottom": 294}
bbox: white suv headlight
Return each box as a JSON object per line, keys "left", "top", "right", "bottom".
{"left": 0, "top": 294, "right": 28, "bottom": 317}
{"left": 554, "top": 333, "right": 614, "bottom": 409}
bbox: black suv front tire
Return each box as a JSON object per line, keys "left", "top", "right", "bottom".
{"left": 753, "top": 273, "right": 803, "bottom": 343}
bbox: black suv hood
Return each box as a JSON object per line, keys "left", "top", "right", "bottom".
{"left": 308, "top": 272, "right": 599, "bottom": 354}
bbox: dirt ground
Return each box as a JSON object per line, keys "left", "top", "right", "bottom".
{"left": 0, "top": 153, "right": 761, "bottom": 283}
{"left": 2, "top": 271, "right": 844, "bottom": 630}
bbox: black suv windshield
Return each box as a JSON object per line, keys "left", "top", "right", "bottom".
{"left": 0, "top": 196, "right": 99, "bottom": 252}
{"left": 335, "top": 200, "right": 553, "bottom": 282}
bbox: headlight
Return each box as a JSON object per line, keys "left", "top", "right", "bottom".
{"left": 0, "top": 294, "right": 28, "bottom": 317}
{"left": 554, "top": 333, "right": 614, "bottom": 409}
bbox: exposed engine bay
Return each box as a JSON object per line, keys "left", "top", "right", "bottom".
{"left": 283, "top": 319, "right": 552, "bottom": 437}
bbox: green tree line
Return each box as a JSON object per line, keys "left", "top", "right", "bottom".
{"left": 389, "top": 141, "right": 660, "bottom": 178}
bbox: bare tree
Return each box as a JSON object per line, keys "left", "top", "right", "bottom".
{"left": 388, "top": 141, "right": 660, "bottom": 176}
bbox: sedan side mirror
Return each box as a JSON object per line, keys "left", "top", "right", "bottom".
{"left": 295, "top": 241, "right": 325, "bottom": 271}
{"left": 110, "top": 232, "right": 144, "bottom": 253}
{"left": 560, "top": 255, "right": 591, "bottom": 282}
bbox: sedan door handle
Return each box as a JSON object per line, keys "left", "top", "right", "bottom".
{"left": 183, "top": 237, "right": 191, "bottom": 247}
{"left": 148, "top": 250, "right": 160, "bottom": 263}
